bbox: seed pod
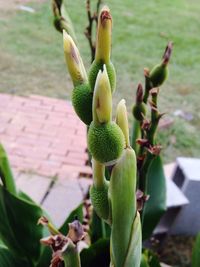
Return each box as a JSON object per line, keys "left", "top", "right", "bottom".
{"left": 149, "top": 64, "right": 168, "bottom": 88}
{"left": 90, "top": 160, "right": 110, "bottom": 223}
{"left": 88, "top": 121, "right": 125, "bottom": 164}
{"left": 63, "top": 31, "right": 93, "bottom": 125}
{"left": 88, "top": 66, "right": 125, "bottom": 164}
{"left": 89, "top": 61, "right": 116, "bottom": 93}
{"left": 71, "top": 84, "right": 93, "bottom": 125}
{"left": 88, "top": 6, "right": 116, "bottom": 92}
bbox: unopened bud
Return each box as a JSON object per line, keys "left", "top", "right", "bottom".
{"left": 149, "top": 42, "right": 173, "bottom": 87}
{"left": 93, "top": 65, "right": 112, "bottom": 124}
{"left": 63, "top": 30, "right": 87, "bottom": 86}
{"left": 96, "top": 6, "right": 112, "bottom": 63}
{"left": 136, "top": 83, "right": 144, "bottom": 103}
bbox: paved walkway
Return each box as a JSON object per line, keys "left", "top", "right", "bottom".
{"left": 0, "top": 93, "right": 92, "bottom": 178}
{"left": 0, "top": 93, "right": 92, "bottom": 226}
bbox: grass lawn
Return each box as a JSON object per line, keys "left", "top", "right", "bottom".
{"left": 0, "top": 0, "right": 200, "bottom": 163}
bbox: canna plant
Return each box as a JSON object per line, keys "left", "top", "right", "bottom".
{"left": 0, "top": 2, "right": 174, "bottom": 267}
{"left": 43, "top": 3, "right": 173, "bottom": 267}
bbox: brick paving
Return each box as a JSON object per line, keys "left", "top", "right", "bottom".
{"left": 0, "top": 93, "right": 92, "bottom": 179}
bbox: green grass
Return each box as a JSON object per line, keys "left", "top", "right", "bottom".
{"left": 0, "top": 0, "right": 200, "bottom": 163}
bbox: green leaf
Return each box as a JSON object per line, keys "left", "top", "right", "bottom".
{"left": 140, "top": 254, "right": 149, "bottom": 267}
{"left": 36, "top": 246, "right": 52, "bottom": 267}
{"left": 192, "top": 233, "right": 200, "bottom": 267}
{"left": 141, "top": 249, "right": 161, "bottom": 267}
{"left": 0, "top": 247, "right": 30, "bottom": 267}
{"left": 0, "top": 144, "right": 17, "bottom": 195}
{"left": 0, "top": 185, "right": 43, "bottom": 264}
{"left": 80, "top": 238, "right": 110, "bottom": 267}
{"left": 142, "top": 156, "right": 166, "bottom": 240}
{"left": 123, "top": 212, "right": 142, "bottom": 267}
{"left": 147, "top": 250, "right": 161, "bottom": 267}
{"left": 90, "top": 210, "right": 111, "bottom": 244}
{"left": 59, "top": 203, "right": 84, "bottom": 235}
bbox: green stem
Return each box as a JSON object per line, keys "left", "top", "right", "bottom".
{"left": 143, "top": 75, "right": 153, "bottom": 104}
{"left": 147, "top": 91, "right": 159, "bottom": 145}
{"left": 63, "top": 241, "right": 81, "bottom": 267}
{"left": 92, "top": 159, "right": 105, "bottom": 189}
{"left": 101, "top": 219, "right": 106, "bottom": 238}
{"left": 131, "top": 119, "right": 141, "bottom": 154}
{"left": 139, "top": 153, "right": 154, "bottom": 194}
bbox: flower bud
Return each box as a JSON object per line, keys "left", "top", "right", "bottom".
{"left": 52, "top": 0, "right": 77, "bottom": 42}
{"left": 63, "top": 31, "right": 87, "bottom": 86}
{"left": 88, "top": 6, "right": 116, "bottom": 92}
{"left": 63, "top": 31, "right": 93, "bottom": 125}
{"left": 132, "top": 84, "right": 146, "bottom": 121}
{"left": 149, "top": 42, "right": 173, "bottom": 87}
{"left": 116, "top": 99, "right": 130, "bottom": 147}
{"left": 96, "top": 6, "right": 112, "bottom": 64}
{"left": 92, "top": 65, "right": 112, "bottom": 124}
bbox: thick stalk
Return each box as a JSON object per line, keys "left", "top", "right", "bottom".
{"left": 92, "top": 159, "right": 105, "bottom": 189}
{"left": 131, "top": 119, "right": 141, "bottom": 154}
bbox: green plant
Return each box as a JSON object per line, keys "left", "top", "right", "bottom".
{"left": 0, "top": 1, "right": 174, "bottom": 267}
{"left": 44, "top": 3, "right": 172, "bottom": 266}
{"left": 192, "top": 233, "right": 200, "bottom": 267}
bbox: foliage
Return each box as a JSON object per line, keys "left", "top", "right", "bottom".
{"left": 192, "top": 233, "right": 200, "bottom": 267}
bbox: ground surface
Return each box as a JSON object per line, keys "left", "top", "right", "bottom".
{"left": 0, "top": 93, "right": 91, "bottom": 178}
{"left": 0, "top": 0, "right": 200, "bottom": 163}
{"left": 0, "top": 93, "right": 92, "bottom": 226}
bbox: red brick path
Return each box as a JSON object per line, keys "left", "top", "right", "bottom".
{"left": 0, "top": 94, "right": 92, "bottom": 179}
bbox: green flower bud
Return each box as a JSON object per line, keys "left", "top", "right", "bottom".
{"left": 149, "top": 64, "right": 168, "bottom": 87}
{"left": 88, "top": 66, "right": 125, "bottom": 164}
{"left": 132, "top": 84, "right": 146, "bottom": 121}
{"left": 52, "top": 0, "right": 77, "bottom": 42}
{"left": 63, "top": 31, "right": 93, "bottom": 125}
{"left": 149, "top": 42, "right": 173, "bottom": 87}
{"left": 116, "top": 99, "right": 130, "bottom": 147}
{"left": 88, "top": 6, "right": 116, "bottom": 92}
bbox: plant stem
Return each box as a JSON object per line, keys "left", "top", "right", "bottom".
{"left": 92, "top": 160, "right": 105, "bottom": 189}
{"left": 85, "top": 0, "right": 101, "bottom": 62}
{"left": 139, "top": 90, "right": 160, "bottom": 194}
{"left": 143, "top": 72, "right": 153, "bottom": 104}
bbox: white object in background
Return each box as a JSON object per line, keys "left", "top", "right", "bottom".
{"left": 18, "top": 5, "right": 35, "bottom": 13}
